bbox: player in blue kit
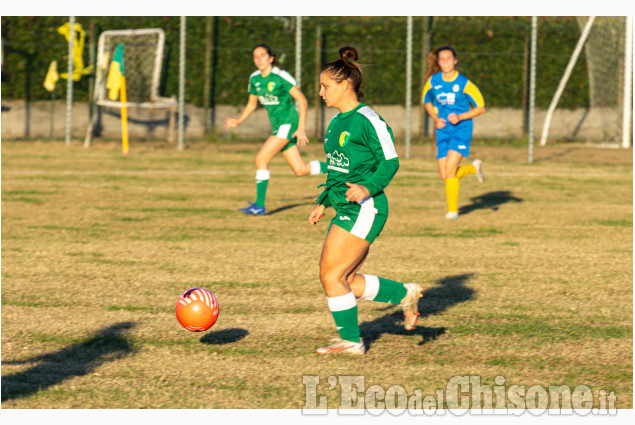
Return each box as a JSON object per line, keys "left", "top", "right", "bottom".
{"left": 422, "top": 46, "right": 486, "bottom": 220}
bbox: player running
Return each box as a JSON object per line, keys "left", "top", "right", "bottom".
{"left": 422, "top": 46, "right": 486, "bottom": 220}
{"left": 224, "top": 44, "right": 327, "bottom": 215}
{"left": 309, "top": 46, "right": 423, "bottom": 356}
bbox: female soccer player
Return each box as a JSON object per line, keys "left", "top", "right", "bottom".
{"left": 309, "top": 46, "right": 423, "bottom": 356}
{"left": 224, "top": 44, "right": 327, "bottom": 215}
{"left": 422, "top": 46, "right": 486, "bottom": 220}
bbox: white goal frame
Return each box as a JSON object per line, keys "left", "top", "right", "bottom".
{"left": 539, "top": 17, "right": 632, "bottom": 148}
{"left": 84, "top": 28, "right": 177, "bottom": 147}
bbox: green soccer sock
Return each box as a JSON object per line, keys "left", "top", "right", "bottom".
{"left": 327, "top": 292, "right": 361, "bottom": 343}
{"left": 254, "top": 169, "right": 270, "bottom": 208}
{"left": 359, "top": 274, "right": 407, "bottom": 304}
{"left": 309, "top": 160, "right": 329, "bottom": 175}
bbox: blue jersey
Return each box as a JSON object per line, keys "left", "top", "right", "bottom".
{"left": 422, "top": 71, "right": 484, "bottom": 130}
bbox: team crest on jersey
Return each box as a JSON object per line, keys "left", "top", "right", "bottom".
{"left": 453, "top": 84, "right": 460, "bottom": 92}
{"left": 268, "top": 82, "right": 276, "bottom": 92}
{"left": 339, "top": 131, "right": 351, "bottom": 147}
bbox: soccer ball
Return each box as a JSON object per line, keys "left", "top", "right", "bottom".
{"left": 175, "top": 288, "right": 219, "bottom": 331}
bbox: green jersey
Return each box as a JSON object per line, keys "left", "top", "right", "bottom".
{"left": 248, "top": 66, "right": 299, "bottom": 128}
{"left": 317, "top": 103, "right": 399, "bottom": 208}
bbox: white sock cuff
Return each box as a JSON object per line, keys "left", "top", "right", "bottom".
{"left": 327, "top": 291, "right": 357, "bottom": 312}
{"left": 255, "top": 169, "right": 270, "bottom": 181}
{"left": 309, "top": 160, "right": 322, "bottom": 176}
{"left": 360, "top": 274, "right": 380, "bottom": 300}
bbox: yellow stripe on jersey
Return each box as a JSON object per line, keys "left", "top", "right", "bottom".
{"left": 464, "top": 80, "right": 485, "bottom": 108}
{"left": 421, "top": 78, "right": 432, "bottom": 104}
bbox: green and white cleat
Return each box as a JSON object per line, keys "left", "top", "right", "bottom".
{"left": 316, "top": 338, "right": 365, "bottom": 355}
{"left": 445, "top": 211, "right": 459, "bottom": 220}
{"left": 473, "top": 159, "right": 484, "bottom": 183}
{"left": 401, "top": 283, "right": 423, "bottom": 330}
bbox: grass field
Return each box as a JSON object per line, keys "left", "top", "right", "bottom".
{"left": 1, "top": 139, "right": 632, "bottom": 410}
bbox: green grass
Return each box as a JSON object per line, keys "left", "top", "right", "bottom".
{"left": 1, "top": 141, "right": 632, "bottom": 409}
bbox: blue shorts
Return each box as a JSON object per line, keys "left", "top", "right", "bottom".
{"left": 436, "top": 121, "right": 473, "bottom": 159}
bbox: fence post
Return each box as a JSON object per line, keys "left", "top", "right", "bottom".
{"left": 622, "top": 16, "right": 632, "bottom": 148}
{"left": 65, "top": 16, "right": 75, "bottom": 146}
{"left": 296, "top": 16, "right": 302, "bottom": 87}
{"left": 178, "top": 16, "right": 186, "bottom": 150}
{"left": 405, "top": 16, "right": 412, "bottom": 159}
{"left": 528, "top": 16, "right": 537, "bottom": 163}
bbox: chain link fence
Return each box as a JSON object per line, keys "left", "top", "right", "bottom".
{"left": 1, "top": 16, "right": 631, "bottom": 145}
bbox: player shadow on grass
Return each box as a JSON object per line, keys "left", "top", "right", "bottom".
{"left": 1, "top": 322, "right": 136, "bottom": 403}
{"left": 200, "top": 328, "right": 249, "bottom": 345}
{"left": 458, "top": 191, "right": 523, "bottom": 216}
{"left": 359, "top": 273, "right": 475, "bottom": 350}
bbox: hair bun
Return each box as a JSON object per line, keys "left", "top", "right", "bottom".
{"left": 339, "top": 46, "right": 359, "bottom": 63}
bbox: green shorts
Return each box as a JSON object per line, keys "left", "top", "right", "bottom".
{"left": 272, "top": 122, "right": 298, "bottom": 152}
{"left": 328, "top": 191, "right": 389, "bottom": 244}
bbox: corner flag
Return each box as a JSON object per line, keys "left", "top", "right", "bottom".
{"left": 106, "top": 43, "right": 129, "bottom": 155}
{"left": 106, "top": 43, "right": 125, "bottom": 101}
{"left": 43, "top": 60, "right": 59, "bottom": 92}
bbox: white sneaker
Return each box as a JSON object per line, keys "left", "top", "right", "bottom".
{"left": 473, "top": 159, "right": 484, "bottom": 183}
{"left": 445, "top": 211, "right": 459, "bottom": 220}
{"left": 400, "top": 283, "right": 423, "bottom": 330}
{"left": 316, "top": 338, "right": 365, "bottom": 355}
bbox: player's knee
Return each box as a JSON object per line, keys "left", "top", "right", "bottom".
{"left": 319, "top": 267, "right": 343, "bottom": 288}
{"left": 293, "top": 166, "right": 308, "bottom": 177}
{"left": 254, "top": 155, "right": 267, "bottom": 169}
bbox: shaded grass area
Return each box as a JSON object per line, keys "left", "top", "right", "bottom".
{"left": 1, "top": 141, "right": 632, "bottom": 409}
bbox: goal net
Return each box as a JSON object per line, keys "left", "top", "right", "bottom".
{"left": 541, "top": 17, "right": 629, "bottom": 146}
{"left": 85, "top": 28, "right": 177, "bottom": 146}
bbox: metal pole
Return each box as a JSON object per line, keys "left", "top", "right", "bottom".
{"left": 295, "top": 16, "right": 302, "bottom": 88}
{"left": 421, "top": 17, "right": 433, "bottom": 143}
{"left": 204, "top": 16, "right": 212, "bottom": 135}
{"left": 540, "top": 16, "right": 595, "bottom": 146}
{"left": 314, "top": 24, "right": 322, "bottom": 140}
{"left": 178, "top": 16, "right": 186, "bottom": 150}
{"left": 405, "top": 16, "right": 412, "bottom": 159}
{"left": 528, "top": 16, "right": 537, "bottom": 163}
{"left": 65, "top": 16, "right": 75, "bottom": 146}
{"left": 622, "top": 16, "right": 632, "bottom": 148}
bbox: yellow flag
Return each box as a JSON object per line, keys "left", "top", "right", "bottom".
{"left": 43, "top": 61, "right": 59, "bottom": 92}
{"left": 57, "top": 22, "right": 93, "bottom": 81}
{"left": 106, "top": 44, "right": 125, "bottom": 101}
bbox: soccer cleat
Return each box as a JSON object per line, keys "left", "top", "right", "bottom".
{"left": 445, "top": 211, "right": 459, "bottom": 220}
{"left": 239, "top": 201, "right": 265, "bottom": 216}
{"left": 400, "top": 283, "right": 423, "bottom": 330}
{"left": 473, "top": 159, "right": 484, "bottom": 183}
{"left": 316, "top": 338, "right": 365, "bottom": 355}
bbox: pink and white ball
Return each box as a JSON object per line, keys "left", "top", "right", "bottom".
{"left": 175, "top": 288, "right": 219, "bottom": 331}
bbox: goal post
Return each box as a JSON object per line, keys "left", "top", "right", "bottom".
{"left": 84, "top": 28, "right": 177, "bottom": 147}
{"left": 539, "top": 17, "right": 630, "bottom": 147}
{"left": 539, "top": 17, "right": 595, "bottom": 146}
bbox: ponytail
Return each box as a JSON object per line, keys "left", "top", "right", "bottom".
{"left": 426, "top": 46, "right": 457, "bottom": 81}
{"left": 322, "top": 45, "right": 364, "bottom": 102}
{"left": 253, "top": 43, "right": 279, "bottom": 67}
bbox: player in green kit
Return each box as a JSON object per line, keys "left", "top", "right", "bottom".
{"left": 309, "top": 46, "right": 424, "bottom": 356}
{"left": 224, "top": 44, "right": 327, "bottom": 215}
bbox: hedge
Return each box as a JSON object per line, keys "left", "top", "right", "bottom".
{"left": 1, "top": 16, "right": 590, "bottom": 109}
